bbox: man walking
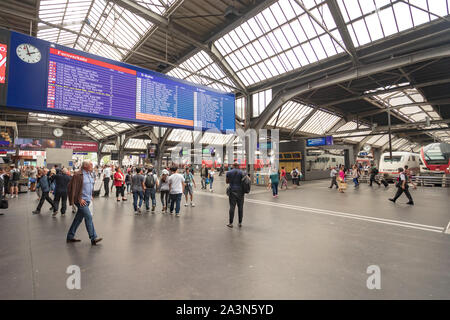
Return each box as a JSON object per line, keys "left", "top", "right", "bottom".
{"left": 226, "top": 162, "right": 245, "bottom": 228}
{"left": 369, "top": 165, "right": 381, "bottom": 186}
{"left": 102, "top": 165, "right": 111, "bottom": 197}
{"left": 52, "top": 168, "right": 71, "bottom": 217}
{"left": 168, "top": 166, "right": 185, "bottom": 217}
{"left": 329, "top": 166, "right": 338, "bottom": 189}
{"left": 66, "top": 160, "right": 102, "bottom": 245}
{"left": 131, "top": 167, "right": 146, "bottom": 214}
{"left": 200, "top": 164, "right": 208, "bottom": 189}
{"left": 32, "top": 168, "right": 55, "bottom": 214}
{"left": 389, "top": 167, "right": 414, "bottom": 205}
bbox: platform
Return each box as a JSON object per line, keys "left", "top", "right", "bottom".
{"left": 0, "top": 176, "right": 449, "bottom": 299}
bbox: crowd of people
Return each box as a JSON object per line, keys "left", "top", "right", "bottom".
{"left": 328, "top": 163, "right": 415, "bottom": 204}
{"left": 0, "top": 158, "right": 417, "bottom": 237}
{"left": 0, "top": 161, "right": 252, "bottom": 242}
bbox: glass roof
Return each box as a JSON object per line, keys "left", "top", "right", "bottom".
{"left": 338, "top": 0, "right": 450, "bottom": 48}
{"left": 235, "top": 97, "right": 246, "bottom": 120}
{"left": 166, "top": 51, "right": 235, "bottom": 92}
{"left": 38, "top": 0, "right": 177, "bottom": 61}
{"left": 334, "top": 121, "right": 371, "bottom": 142}
{"left": 267, "top": 101, "right": 314, "bottom": 129}
{"left": 200, "top": 132, "right": 235, "bottom": 145}
{"left": 125, "top": 138, "right": 152, "bottom": 149}
{"left": 168, "top": 129, "right": 201, "bottom": 143}
{"left": 214, "top": 0, "right": 345, "bottom": 86}
{"left": 373, "top": 88, "right": 450, "bottom": 142}
{"left": 299, "top": 109, "right": 341, "bottom": 135}
{"left": 28, "top": 112, "right": 69, "bottom": 124}
{"left": 102, "top": 144, "right": 117, "bottom": 152}
{"left": 82, "top": 120, "right": 137, "bottom": 140}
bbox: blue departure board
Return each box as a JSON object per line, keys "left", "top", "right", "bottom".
{"left": 306, "top": 136, "right": 334, "bottom": 147}
{"left": 0, "top": 29, "right": 235, "bottom": 133}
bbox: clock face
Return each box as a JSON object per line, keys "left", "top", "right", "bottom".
{"left": 53, "top": 128, "right": 64, "bottom": 137}
{"left": 16, "top": 43, "right": 41, "bottom": 64}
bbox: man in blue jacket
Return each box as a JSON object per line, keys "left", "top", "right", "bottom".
{"left": 32, "top": 168, "right": 55, "bottom": 214}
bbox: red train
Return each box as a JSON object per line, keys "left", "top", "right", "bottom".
{"left": 420, "top": 143, "right": 450, "bottom": 174}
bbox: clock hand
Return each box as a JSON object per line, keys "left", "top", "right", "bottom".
{"left": 25, "top": 45, "right": 30, "bottom": 55}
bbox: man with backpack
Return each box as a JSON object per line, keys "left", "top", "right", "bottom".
{"left": 9, "top": 165, "right": 20, "bottom": 198}
{"left": 144, "top": 167, "right": 158, "bottom": 213}
{"left": 226, "top": 162, "right": 250, "bottom": 228}
{"left": 291, "top": 168, "right": 300, "bottom": 187}
{"left": 183, "top": 165, "right": 196, "bottom": 207}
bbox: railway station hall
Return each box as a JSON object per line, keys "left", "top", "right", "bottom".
{"left": 0, "top": 0, "right": 450, "bottom": 303}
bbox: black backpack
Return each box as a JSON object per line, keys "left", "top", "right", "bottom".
{"left": 12, "top": 170, "right": 20, "bottom": 181}
{"left": 292, "top": 170, "right": 298, "bottom": 178}
{"left": 145, "top": 174, "right": 155, "bottom": 188}
{"left": 241, "top": 175, "right": 251, "bottom": 194}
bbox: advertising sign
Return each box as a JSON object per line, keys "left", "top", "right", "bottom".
{"left": 0, "top": 43, "right": 6, "bottom": 84}
{"left": 62, "top": 141, "right": 98, "bottom": 152}
{"left": 16, "top": 138, "right": 97, "bottom": 152}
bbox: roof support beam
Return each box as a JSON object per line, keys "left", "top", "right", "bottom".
{"left": 251, "top": 44, "right": 450, "bottom": 131}
{"left": 325, "top": 0, "right": 359, "bottom": 65}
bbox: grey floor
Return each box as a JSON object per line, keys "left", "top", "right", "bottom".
{"left": 0, "top": 175, "right": 449, "bottom": 300}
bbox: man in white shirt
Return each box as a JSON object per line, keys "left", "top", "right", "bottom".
{"left": 329, "top": 166, "right": 338, "bottom": 189}
{"left": 102, "top": 165, "right": 111, "bottom": 197}
{"left": 168, "top": 167, "right": 185, "bottom": 217}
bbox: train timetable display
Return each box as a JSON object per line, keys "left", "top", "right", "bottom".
{"left": 2, "top": 29, "right": 235, "bottom": 132}
{"left": 47, "top": 48, "right": 136, "bottom": 119}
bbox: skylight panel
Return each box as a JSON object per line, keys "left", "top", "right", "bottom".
{"left": 300, "top": 110, "right": 341, "bottom": 134}
{"left": 214, "top": 0, "right": 345, "bottom": 86}
{"left": 338, "top": 0, "right": 450, "bottom": 48}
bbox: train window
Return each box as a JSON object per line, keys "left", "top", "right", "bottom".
{"left": 279, "top": 154, "right": 284, "bottom": 159}
{"left": 284, "top": 153, "right": 292, "bottom": 159}
{"left": 293, "top": 153, "right": 301, "bottom": 159}
{"left": 332, "top": 158, "right": 336, "bottom": 162}
{"left": 384, "top": 156, "right": 402, "bottom": 162}
{"left": 411, "top": 156, "right": 415, "bottom": 161}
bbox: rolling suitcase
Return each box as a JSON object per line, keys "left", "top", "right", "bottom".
{"left": 93, "top": 176, "right": 103, "bottom": 197}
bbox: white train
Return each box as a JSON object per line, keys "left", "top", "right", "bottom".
{"left": 306, "top": 154, "right": 345, "bottom": 171}
{"left": 379, "top": 151, "right": 420, "bottom": 179}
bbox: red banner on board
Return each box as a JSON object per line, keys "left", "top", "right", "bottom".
{"left": 62, "top": 141, "right": 98, "bottom": 152}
